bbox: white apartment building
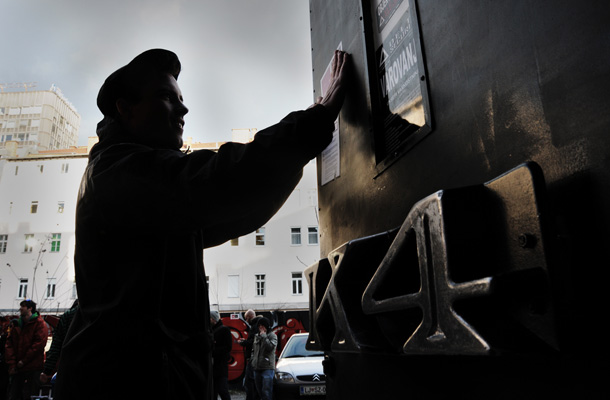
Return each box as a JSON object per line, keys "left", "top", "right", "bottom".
{"left": 0, "top": 153, "right": 88, "bottom": 313}
{"left": 204, "top": 159, "right": 320, "bottom": 313}
{"left": 0, "top": 140, "right": 320, "bottom": 315}
{"left": 0, "top": 85, "right": 80, "bottom": 157}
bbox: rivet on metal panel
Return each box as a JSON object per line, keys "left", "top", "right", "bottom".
{"left": 518, "top": 233, "right": 537, "bottom": 248}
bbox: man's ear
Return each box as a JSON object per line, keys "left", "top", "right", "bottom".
{"left": 115, "top": 98, "right": 132, "bottom": 119}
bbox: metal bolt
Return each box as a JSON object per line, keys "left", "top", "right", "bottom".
{"left": 518, "top": 233, "right": 537, "bottom": 248}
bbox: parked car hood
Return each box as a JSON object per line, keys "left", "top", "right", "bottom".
{"left": 275, "top": 356, "right": 324, "bottom": 377}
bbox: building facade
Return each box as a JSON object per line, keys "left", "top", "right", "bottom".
{"left": 0, "top": 152, "right": 87, "bottom": 314}
{"left": 0, "top": 85, "right": 80, "bottom": 157}
{"left": 204, "top": 159, "right": 320, "bottom": 313}
{"left": 0, "top": 140, "right": 319, "bottom": 315}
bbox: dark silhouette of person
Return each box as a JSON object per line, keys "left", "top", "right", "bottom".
{"left": 210, "top": 311, "right": 232, "bottom": 400}
{"left": 238, "top": 309, "right": 260, "bottom": 400}
{"left": 40, "top": 299, "right": 79, "bottom": 384}
{"left": 54, "top": 48, "right": 349, "bottom": 400}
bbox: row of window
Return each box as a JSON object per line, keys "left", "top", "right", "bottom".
{"left": 7, "top": 200, "right": 66, "bottom": 215}
{"left": 1, "top": 132, "right": 39, "bottom": 143}
{"left": 0, "top": 106, "right": 43, "bottom": 116}
{"left": 16, "top": 277, "right": 76, "bottom": 300}
{"left": 291, "top": 226, "right": 319, "bottom": 245}
{"left": 13, "top": 162, "right": 70, "bottom": 176}
{"left": 0, "top": 233, "right": 62, "bottom": 254}
{"left": 221, "top": 272, "right": 304, "bottom": 297}
{"left": 229, "top": 226, "right": 319, "bottom": 247}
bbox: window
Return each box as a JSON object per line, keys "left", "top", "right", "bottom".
{"left": 50, "top": 233, "right": 61, "bottom": 252}
{"left": 37, "top": 164, "right": 44, "bottom": 173}
{"left": 255, "top": 274, "right": 266, "bottom": 296}
{"left": 30, "top": 201, "right": 38, "bottom": 214}
{"left": 46, "top": 278, "right": 57, "bottom": 299}
{"left": 61, "top": 163, "right": 69, "bottom": 173}
{"left": 24, "top": 234, "right": 34, "bottom": 253}
{"left": 14, "top": 166, "right": 18, "bottom": 176}
{"left": 57, "top": 201, "right": 65, "bottom": 213}
{"left": 228, "top": 275, "right": 239, "bottom": 298}
{"left": 18, "top": 279, "right": 28, "bottom": 298}
{"left": 291, "top": 227, "right": 302, "bottom": 245}
{"left": 0, "top": 235, "right": 7, "bottom": 253}
{"left": 230, "top": 238, "right": 239, "bottom": 246}
{"left": 255, "top": 227, "right": 266, "bottom": 246}
{"left": 292, "top": 272, "right": 303, "bottom": 295}
{"left": 308, "top": 227, "right": 319, "bottom": 245}
{"left": 71, "top": 282, "right": 78, "bottom": 299}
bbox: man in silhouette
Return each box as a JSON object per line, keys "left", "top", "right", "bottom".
{"left": 55, "top": 48, "right": 349, "bottom": 400}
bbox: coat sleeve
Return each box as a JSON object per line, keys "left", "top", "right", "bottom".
{"left": 4, "top": 333, "right": 16, "bottom": 369}
{"left": 212, "top": 327, "right": 233, "bottom": 359}
{"left": 43, "top": 309, "right": 76, "bottom": 375}
{"left": 87, "top": 104, "right": 334, "bottom": 247}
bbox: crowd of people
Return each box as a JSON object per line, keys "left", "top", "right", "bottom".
{"left": 0, "top": 300, "right": 77, "bottom": 400}
{"left": 0, "top": 303, "right": 279, "bottom": 400}
{"left": 212, "top": 309, "right": 278, "bottom": 400}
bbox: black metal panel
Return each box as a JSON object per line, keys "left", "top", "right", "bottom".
{"left": 310, "top": 0, "right": 610, "bottom": 397}
{"left": 361, "top": 162, "right": 557, "bottom": 355}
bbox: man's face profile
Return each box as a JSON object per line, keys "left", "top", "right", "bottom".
{"left": 118, "top": 72, "right": 189, "bottom": 150}
{"left": 19, "top": 304, "right": 32, "bottom": 318}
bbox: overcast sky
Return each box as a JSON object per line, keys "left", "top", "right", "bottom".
{"left": 1, "top": 0, "right": 315, "bottom": 146}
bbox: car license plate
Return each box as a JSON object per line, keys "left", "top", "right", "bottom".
{"left": 300, "top": 385, "right": 326, "bottom": 395}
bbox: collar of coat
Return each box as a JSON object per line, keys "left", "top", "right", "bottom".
{"left": 18, "top": 312, "right": 40, "bottom": 327}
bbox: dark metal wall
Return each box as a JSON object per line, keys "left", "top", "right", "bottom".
{"left": 309, "top": 0, "right": 610, "bottom": 397}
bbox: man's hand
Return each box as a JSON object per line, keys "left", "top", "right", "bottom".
{"left": 258, "top": 325, "right": 267, "bottom": 335}
{"left": 40, "top": 372, "right": 51, "bottom": 384}
{"left": 317, "top": 50, "right": 351, "bottom": 120}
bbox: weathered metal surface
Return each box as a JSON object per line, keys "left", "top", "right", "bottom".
{"left": 309, "top": 0, "right": 610, "bottom": 397}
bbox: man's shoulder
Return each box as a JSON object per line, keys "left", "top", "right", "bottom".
{"left": 97, "top": 142, "right": 176, "bottom": 159}
{"left": 33, "top": 314, "right": 46, "bottom": 326}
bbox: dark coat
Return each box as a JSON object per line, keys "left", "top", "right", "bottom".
{"left": 212, "top": 320, "right": 232, "bottom": 378}
{"left": 240, "top": 316, "right": 261, "bottom": 361}
{"left": 43, "top": 306, "right": 78, "bottom": 376}
{"left": 54, "top": 105, "right": 334, "bottom": 400}
{"left": 4, "top": 313, "right": 48, "bottom": 373}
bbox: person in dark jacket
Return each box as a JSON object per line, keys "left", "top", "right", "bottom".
{"left": 251, "top": 318, "right": 277, "bottom": 400}
{"left": 210, "top": 311, "right": 232, "bottom": 400}
{"left": 238, "top": 310, "right": 260, "bottom": 400}
{"left": 40, "top": 300, "right": 79, "bottom": 384}
{"left": 5, "top": 300, "right": 48, "bottom": 400}
{"left": 54, "top": 48, "right": 349, "bottom": 400}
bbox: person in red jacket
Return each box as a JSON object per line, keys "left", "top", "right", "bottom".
{"left": 5, "top": 300, "right": 48, "bottom": 400}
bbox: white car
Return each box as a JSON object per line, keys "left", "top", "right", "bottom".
{"left": 274, "top": 333, "right": 326, "bottom": 399}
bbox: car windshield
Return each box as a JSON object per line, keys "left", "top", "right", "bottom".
{"left": 281, "top": 335, "right": 324, "bottom": 358}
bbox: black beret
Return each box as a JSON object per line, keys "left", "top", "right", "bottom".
{"left": 97, "top": 49, "right": 181, "bottom": 117}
